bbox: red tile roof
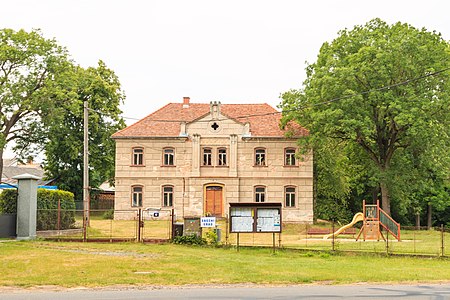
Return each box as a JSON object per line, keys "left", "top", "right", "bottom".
{"left": 112, "top": 102, "right": 307, "bottom": 138}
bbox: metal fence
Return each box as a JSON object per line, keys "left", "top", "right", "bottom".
{"left": 36, "top": 208, "right": 173, "bottom": 243}
{"left": 220, "top": 221, "right": 450, "bottom": 257}
{"left": 35, "top": 209, "right": 450, "bottom": 258}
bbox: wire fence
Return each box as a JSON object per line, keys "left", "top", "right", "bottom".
{"left": 36, "top": 208, "right": 173, "bottom": 242}
{"left": 221, "top": 222, "right": 450, "bottom": 257}
{"left": 35, "top": 209, "right": 450, "bottom": 257}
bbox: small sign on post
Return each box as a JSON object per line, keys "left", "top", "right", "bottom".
{"left": 200, "top": 217, "right": 216, "bottom": 228}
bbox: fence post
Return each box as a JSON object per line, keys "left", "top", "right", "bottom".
{"left": 171, "top": 208, "right": 175, "bottom": 240}
{"left": 385, "top": 228, "right": 389, "bottom": 256}
{"left": 332, "top": 221, "right": 335, "bottom": 251}
{"left": 57, "top": 199, "right": 61, "bottom": 231}
{"left": 137, "top": 209, "right": 142, "bottom": 242}
{"left": 441, "top": 224, "right": 445, "bottom": 257}
{"left": 305, "top": 223, "right": 308, "bottom": 248}
{"left": 225, "top": 214, "right": 229, "bottom": 246}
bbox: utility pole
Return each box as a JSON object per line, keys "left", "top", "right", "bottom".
{"left": 83, "top": 100, "right": 90, "bottom": 228}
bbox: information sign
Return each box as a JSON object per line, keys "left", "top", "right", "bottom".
{"left": 230, "top": 207, "right": 253, "bottom": 232}
{"left": 256, "top": 208, "right": 281, "bottom": 232}
{"left": 200, "top": 217, "right": 216, "bottom": 228}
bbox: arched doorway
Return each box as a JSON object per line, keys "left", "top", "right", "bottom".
{"left": 204, "top": 185, "right": 223, "bottom": 217}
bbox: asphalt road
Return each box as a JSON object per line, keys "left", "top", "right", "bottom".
{"left": 2, "top": 284, "right": 450, "bottom": 299}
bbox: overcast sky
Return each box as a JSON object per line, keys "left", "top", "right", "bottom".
{"left": 2, "top": 0, "right": 450, "bottom": 125}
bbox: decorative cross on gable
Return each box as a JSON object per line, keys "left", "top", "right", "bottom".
{"left": 211, "top": 122, "right": 219, "bottom": 131}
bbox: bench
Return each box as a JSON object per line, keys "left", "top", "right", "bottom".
{"left": 342, "top": 228, "right": 357, "bottom": 236}
{"left": 307, "top": 228, "right": 331, "bottom": 236}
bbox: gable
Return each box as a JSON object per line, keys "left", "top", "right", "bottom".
{"left": 186, "top": 112, "right": 247, "bottom": 137}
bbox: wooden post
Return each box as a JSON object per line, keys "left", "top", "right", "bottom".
{"left": 237, "top": 233, "right": 240, "bottom": 252}
{"left": 272, "top": 232, "right": 275, "bottom": 254}
{"left": 441, "top": 224, "right": 445, "bottom": 257}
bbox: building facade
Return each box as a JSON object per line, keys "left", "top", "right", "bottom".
{"left": 112, "top": 98, "right": 313, "bottom": 222}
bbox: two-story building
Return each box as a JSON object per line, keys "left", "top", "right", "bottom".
{"left": 112, "top": 97, "right": 313, "bottom": 222}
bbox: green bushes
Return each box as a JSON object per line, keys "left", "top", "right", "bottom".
{"left": 102, "top": 209, "right": 114, "bottom": 220}
{"left": 0, "top": 188, "right": 76, "bottom": 230}
{"left": 173, "top": 234, "right": 207, "bottom": 245}
{"left": 0, "top": 189, "right": 17, "bottom": 214}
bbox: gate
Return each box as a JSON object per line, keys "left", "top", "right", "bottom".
{"left": 0, "top": 214, "right": 16, "bottom": 238}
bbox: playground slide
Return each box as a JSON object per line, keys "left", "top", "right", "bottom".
{"left": 323, "top": 212, "right": 364, "bottom": 240}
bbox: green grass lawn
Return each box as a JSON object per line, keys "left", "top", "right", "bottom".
{"left": 1, "top": 240, "right": 450, "bottom": 288}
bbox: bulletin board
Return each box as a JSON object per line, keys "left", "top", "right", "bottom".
{"left": 229, "top": 203, "right": 282, "bottom": 233}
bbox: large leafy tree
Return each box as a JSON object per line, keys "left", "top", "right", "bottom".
{"left": 44, "top": 61, "right": 125, "bottom": 204}
{"left": 281, "top": 19, "right": 450, "bottom": 216}
{"left": 0, "top": 29, "right": 71, "bottom": 177}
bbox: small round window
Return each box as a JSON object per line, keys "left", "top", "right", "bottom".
{"left": 208, "top": 120, "right": 222, "bottom": 133}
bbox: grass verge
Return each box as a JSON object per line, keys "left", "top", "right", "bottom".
{"left": 1, "top": 240, "right": 450, "bottom": 288}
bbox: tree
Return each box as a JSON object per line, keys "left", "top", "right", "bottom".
{"left": 43, "top": 61, "right": 125, "bottom": 204}
{"left": 0, "top": 29, "right": 71, "bottom": 177}
{"left": 281, "top": 19, "right": 450, "bottom": 216}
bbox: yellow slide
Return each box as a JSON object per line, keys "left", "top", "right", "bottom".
{"left": 323, "top": 212, "right": 364, "bottom": 240}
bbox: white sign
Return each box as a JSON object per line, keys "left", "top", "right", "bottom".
{"left": 201, "top": 217, "right": 216, "bottom": 228}
{"left": 256, "top": 208, "right": 281, "bottom": 232}
{"left": 230, "top": 207, "right": 254, "bottom": 232}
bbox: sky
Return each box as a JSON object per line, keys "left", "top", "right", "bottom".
{"left": 2, "top": 0, "right": 450, "bottom": 126}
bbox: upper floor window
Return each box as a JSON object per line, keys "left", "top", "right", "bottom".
{"left": 162, "top": 185, "right": 174, "bottom": 207}
{"left": 285, "top": 186, "right": 296, "bottom": 207}
{"left": 285, "top": 148, "right": 296, "bottom": 166}
{"left": 218, "top": 148, "right": 227, "bottom": 166}
{"left": 255, "top": 186, "right": 266, "bottom": 202}
{"left": 163, "top": 148, "right": 175, "bottom": 166}
{"left": 132, "top": 148, "right": 144, "bottom": 166}
{"left": 255, "top": 148, "right": 266, "bottom": 166}
{"left": 131, "top": 186, "right": 143, "bottom": 207}
{"left": 202, "top": 148, "right": 212, "bottom": 166}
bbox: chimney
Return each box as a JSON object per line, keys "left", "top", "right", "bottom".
{"left": 183, "top": 97, "right": 190, "bottom": 108}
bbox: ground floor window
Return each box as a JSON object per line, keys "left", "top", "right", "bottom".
{"left": 255, "top": 186, "right": 266, "bottom": 202}
{"left": 131, "top": 186, "right": 143, "bottom": 207}
{"left": 163, "top": 185, "right": 174, "bottom": 207}
{"left": 285, "top": 186, "right": 296, "bottom": 207}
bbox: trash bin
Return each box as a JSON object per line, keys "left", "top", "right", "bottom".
{"left": 214, "top": 228, "right": 221, "bottom": 242}
{"left": 173, "top": 223, "right": 184, "bottom": 237}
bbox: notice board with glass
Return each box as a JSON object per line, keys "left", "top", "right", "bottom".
{"left": 229, "top": 203, "right": 282, "bottom": 233}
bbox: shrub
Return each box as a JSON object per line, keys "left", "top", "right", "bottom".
{"left": 173, "top": 234, "right": 207, "bottom": 245}
{"left": 205, "top": 229, "right": 219, "bottom": 246}
{"left": 0, "top": 188, "right": 76, "bottom": 230}
{"left": 102, "top": 209, "right": 114, "bottom": 220}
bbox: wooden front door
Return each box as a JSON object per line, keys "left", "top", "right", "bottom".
{"left": 205, "top": 186, "right": 223, "bottom": 217}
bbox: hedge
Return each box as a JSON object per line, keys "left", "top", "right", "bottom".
{"left": 0, "top": 188, "right": 76, "bottom": 230}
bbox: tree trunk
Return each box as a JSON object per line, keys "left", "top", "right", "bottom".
{"left": 380, "top": 181, "right": 391, "bottom": 215}
{"left": 427, "top": 204, "right": 432, "bottom": 230}
{"left": 0, "top": 148, "right": 3, "bottom": 184}
{"left": 372, "top": 186, "right": 380, "bottom": 204}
